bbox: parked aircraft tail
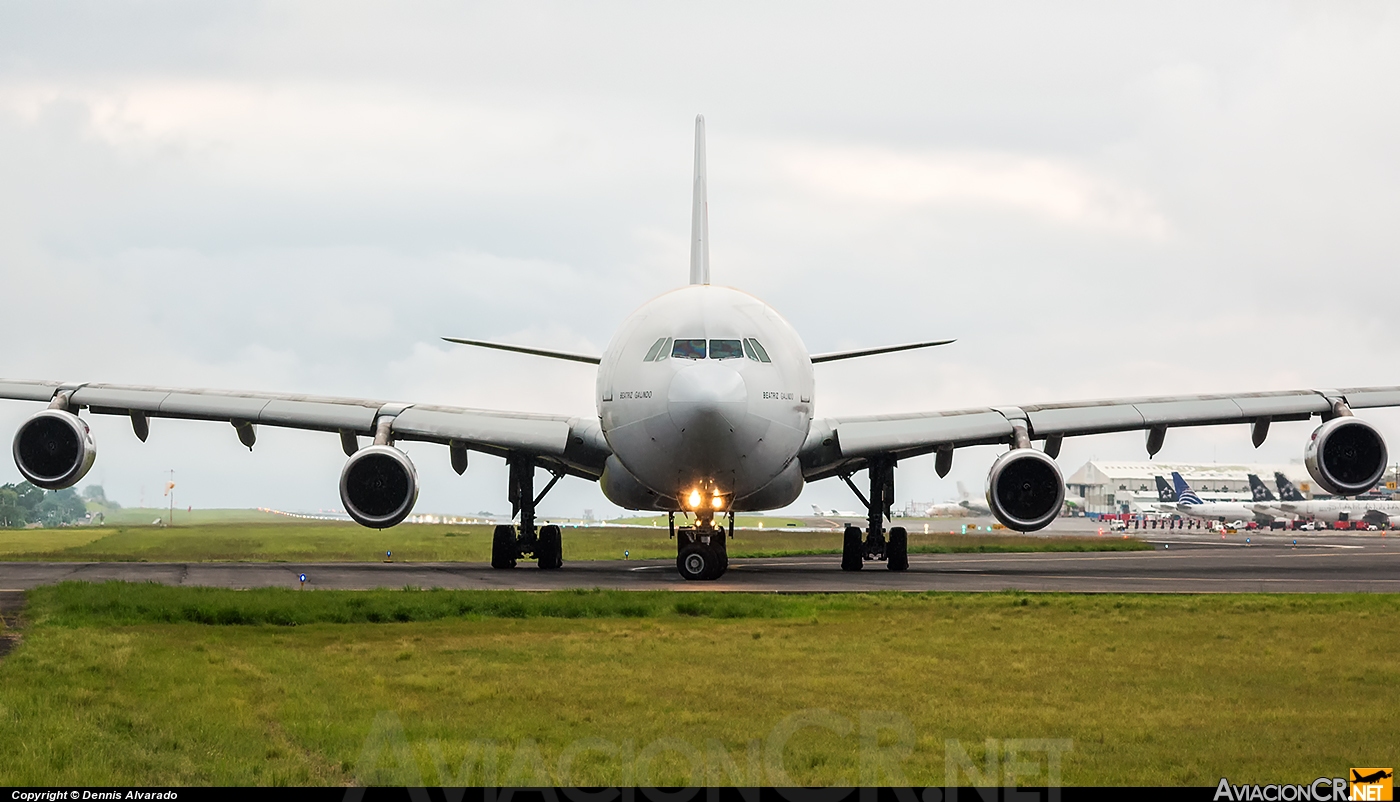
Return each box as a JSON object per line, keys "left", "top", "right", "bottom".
{"left": 1275, "top": 472, "right": 1307, "bottom": 501}
{"left": 1155, "top": 475, "right": 1177, "bottom": 502}
{"left": 1248, "top": 474, "right": 1276, "bottom": 502}
{"left": 1171, "top": 472, "right": 1204, "bottom": 505}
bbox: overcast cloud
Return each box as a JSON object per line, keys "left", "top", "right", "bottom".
{"left": 2, "top": 2, "right": 1399, "bottom": 517}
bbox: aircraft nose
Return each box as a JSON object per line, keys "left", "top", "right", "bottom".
{"left": 668, "top": 361, "right": 747, "bottom": 436}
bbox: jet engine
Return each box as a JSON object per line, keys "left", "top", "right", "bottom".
{"left": 12, "top": 409, "right": 97, "bottom": 490}
{"left": 339, "top": 445, "right": 419, "bottom": 528}
{"left": 1304, "top": 417, "right": 1388, "bottom": 497}
{"left": 985, "top": 448, "right": 1065, "bottom": 532}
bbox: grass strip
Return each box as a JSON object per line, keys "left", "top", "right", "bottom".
{"left": 27, "top": 582, "right": 841, "bottom": 627}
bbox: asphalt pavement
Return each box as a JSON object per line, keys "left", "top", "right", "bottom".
{"left": 0, "top": 530, "right": 1394, "bottom": 592}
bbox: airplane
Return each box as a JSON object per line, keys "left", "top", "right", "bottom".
{"left": 1352, "top": 770, "right": 1393, "bottom": 784}
{"left": 955, "top": 481, "right": 992, "bottom": 516}
{"left": 810, "top": 505, "right": 864, "bottom": 518}
{"left": 1171, "top": 472, "right": 1278, "bottom": 525}
{"left": 3, "top": 115, "right": 1399, "bottom": 580}
{"left": 1271, "top": 495, "right": 1400, "bottom": 527}
{"left": 1264, "top": 470, "right": 1400, "bottom": 526}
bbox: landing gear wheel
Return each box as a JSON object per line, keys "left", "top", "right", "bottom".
{"left": 841, "top": 525, "right": 863, "bottom": 571}
{"left": 887, "top": 526, "right": 908, "bottom": 571}
{"left": 537, "top": 524, "right": 563, "bottom": 569}
{"left": 678, "top": 543, "right": 718, "bottom": 581}
{"left": 491, "top": 524, "right": 518, "bottom": 569}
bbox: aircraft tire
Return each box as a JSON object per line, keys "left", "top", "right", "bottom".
{"left": 491, "top": 524, "right": 518, "bottom": 569}
{"left": 677, "top": 543, "right": 717, "bottom": 581}
{"left": 887, "top": 526, "right": 908, "bottom": 571}
{"left": 841, "top": 525, "right": 863, "bottom": 571}
{"left": 537, "top": 524, "right": 563, "bottom": 570}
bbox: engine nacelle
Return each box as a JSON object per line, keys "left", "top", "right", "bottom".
{"left": 1304, "top": 417, "right": 1387, "bottom": 497}
{"left": 985, "top": 448, "right": 1065, "bottom": 532}
{"left": 339, "top": 445, "right": 419, "bottom": 528}
{"left": 12, "top": 409, "right": 97, "bottom": 490}
{"left": 599, "top": 455, "right": 670, "bottom": 510}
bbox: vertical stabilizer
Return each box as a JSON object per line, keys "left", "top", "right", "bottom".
{"left": 1172, "top": 472, "right": 1203, "bottom": 505}
{"left": 1248, "top": 474, "right": 1276, "bottom": 502}
{"left": 689, "top": 115, "right": 710, "bottom": 285}
{"left": 1155, "top": 475, "right": 1177, "bottom": 502}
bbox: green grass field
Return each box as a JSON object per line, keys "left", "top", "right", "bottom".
{"left": 91, "top": 507, "right": 288, "bottom": 526}
{"left": 0, "top": 583, "right": 1393, "bottom": 785}
{"left": 0, "top": 522, "right": 1149, "bottom": 562}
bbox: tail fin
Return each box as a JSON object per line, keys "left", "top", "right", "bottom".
{"left": 956, "top": 481, "right": 970, "bottom": 502}
{"left": 1248, "top": 474, "right": 1276, "bottom": 502}
{"left": 1275, "top": 472, "right": 1307, "bottom": 501}
{"left": 689, "top": 115, "right": 710, "bottom": 286}
{"left": 811, "top": 505, "right": 824, "bottom": 516}
{"left": 1172, "top": 472, "right": 1203, "bottom": 505}
{"left": 1155, "top": 476, "right": 1177, "bottom": 502}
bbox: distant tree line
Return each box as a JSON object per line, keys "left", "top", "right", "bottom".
{"left": 0, "top": 482, "right": 98, "bottom": 528}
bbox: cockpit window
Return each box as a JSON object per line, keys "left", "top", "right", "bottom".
{"left": 744, "top": 338, "right": 771, "bottom": 363}
{"left": 671, "top": 338, "right": 707, "bottom": 359}
{"left": 643, "top": 337, "right": 670, "bottom": 362}
{"left": 709, "top": 339, "right": 744, "bottom": 360}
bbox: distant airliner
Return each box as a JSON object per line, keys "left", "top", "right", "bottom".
{"left": 3, "top": 116, "right": 1399, "bottom": 579}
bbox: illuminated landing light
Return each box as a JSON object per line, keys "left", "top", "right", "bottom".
{"left": 688, "top": 489, "right": 703, "bottom": 509}
{"left": 711, "top": 495, "right": 725, "bottom": 510}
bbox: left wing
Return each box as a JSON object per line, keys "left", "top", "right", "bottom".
{"left": 0, "top": 379, "right": 610, "bottom": 480}
{"left": 800, "top": 387, "right": 1400, "bottom": 481}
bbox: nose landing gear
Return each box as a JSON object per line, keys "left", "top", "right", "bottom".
{"left": 839, "top": 455, "right": 908, "bottom": 571}
{"left": 673, "top": 508, "right": 732, "bottom": 581}
{"left": 490, "top": 455, "right": 566, "bottom": 570}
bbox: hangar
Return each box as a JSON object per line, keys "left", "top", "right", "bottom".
{"left": 1064, "top": 460, "right": 1317, "bottom": 514}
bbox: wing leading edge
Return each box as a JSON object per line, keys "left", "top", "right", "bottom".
{"left": 799, "top": 387, "right": 1400, "bottom": 481}
{"left": 0, "top": 379, "right": 610, "bottom": 480}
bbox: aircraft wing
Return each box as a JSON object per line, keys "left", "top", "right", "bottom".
{"left": 0, "top": 379, "right": 610, "bottom": 480}
{"left": 799, "top": 387, "right": 1400, "bottom": 480}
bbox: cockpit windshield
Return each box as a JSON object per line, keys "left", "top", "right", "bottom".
{"left": 643, "top": 337, "right": 671, "bottom": 361}
{"left": 654, "top": 337, "right": 769, "bottom": 362}
{"left": 671, "top": 339, "right": 707, "bottom": 360}
{"left": 744, "top": 338, "right": 771, "bottom": 363}
{"left": 709, "top": 339, "right": 744, "bottom": 360}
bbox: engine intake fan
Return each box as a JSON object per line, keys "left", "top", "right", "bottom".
{"left": 339, "top": 445, "right": 419, "bottom": 528}
{"left": 12, "top": 409, "right": 97, "bottom": 490}
{"left": 1305, "top": 417, "right": 1387, "bottom": 496}
{"left": 985, "top": 448, "right": 1064, "bottom": 532}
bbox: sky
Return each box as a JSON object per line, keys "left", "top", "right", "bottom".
{"left": 2, "top": 2, "right": 1399, "bottom": 517}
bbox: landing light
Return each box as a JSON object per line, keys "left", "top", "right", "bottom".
{"left": 688, "top": 489, "right": 702, "bottom": 509}
{"left": 711, "top": 494, "right": 724, "bottom": 510}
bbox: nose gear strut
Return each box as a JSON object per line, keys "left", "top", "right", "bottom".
{"left": 675, "top": 505, "right": 731, "bottom": 581}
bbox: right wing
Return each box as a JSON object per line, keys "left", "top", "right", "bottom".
{"left": 0, "top": 379, "right": 610, "bottom": 480}
{"left": 800, "top": 387, "right": 1400, "bottom": 480}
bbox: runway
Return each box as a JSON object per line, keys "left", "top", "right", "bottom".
{"left": 0, "top": 531, "right": 1395, "bottom": 593}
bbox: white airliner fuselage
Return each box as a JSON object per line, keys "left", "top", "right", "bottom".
{"left": 596, "top": 285, "right": 815, "bottom": 513}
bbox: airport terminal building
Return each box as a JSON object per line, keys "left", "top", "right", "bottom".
{"left": 1065, "top": 460, "right": 1317, "bottom": 514}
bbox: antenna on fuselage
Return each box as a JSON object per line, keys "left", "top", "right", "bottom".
{"left": 690, "top": 115, "right": 710, "bottom": 286}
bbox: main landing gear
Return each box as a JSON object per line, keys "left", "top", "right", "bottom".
{"left": 839, "top": 455, "right": 907, "bottom": 572}
{"left": 491, "top": 455, "right": 565, "bottom": 570}
{"left": 672, "top": 508, "right": 733, "bottom": 581}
